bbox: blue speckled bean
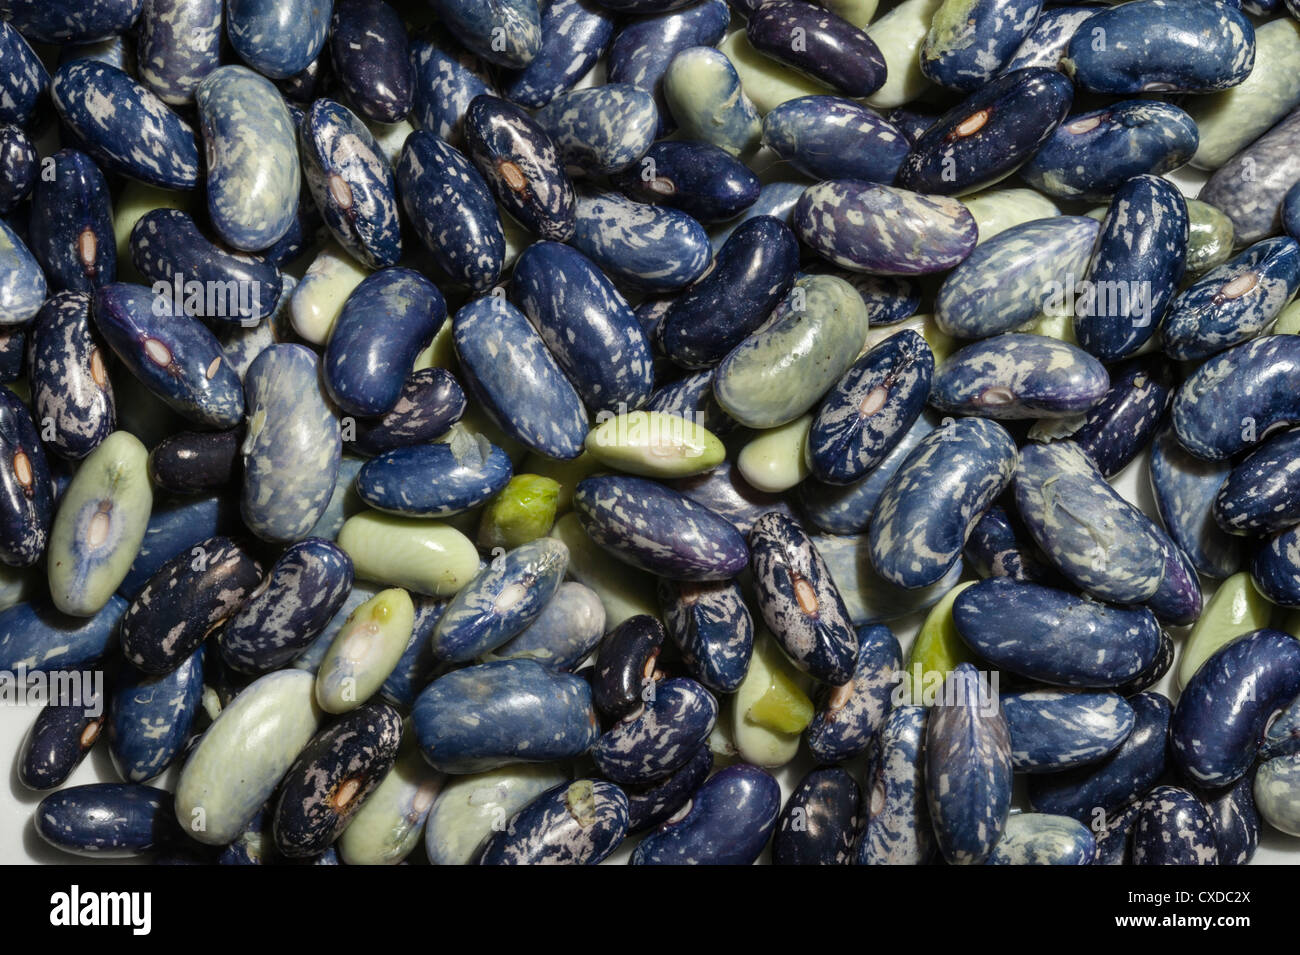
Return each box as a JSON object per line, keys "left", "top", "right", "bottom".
{"left": 571, "top": 189, "right": 712, "bottom": 292}
{"left": 805, "top": 623, "right": 900, "bottom": 765}
{"left": 504, "top": 0, "right": 615, "bottom": 109}
{"left": 535, "top": 85, "right": 658, "bottom": 177}
{"left": 226, "top": 0, "right": 331, "bottom": 79}
{"left": 659, "top": 577, "right": 753, "bottom": 693}
{"left": 631, "top": 763, "right": 780, "bottom": 865}
{"left": 772, "top": 766, "right": 860, "bottom": 866}
{"left": 27, "top": 149, "right": 115, "bottom": 294}
{"left": 1131, "top": 785, "right": 1219, "bottom": 865}
{"left": 1150, "top": 424, "right": 1241, "bottom": 579}
{"left": 1004, "top": 689, "right": 1135, "bottom": 773}
{"left": 858, "top": 703, "right": 935, "bottom": 865}
{"left": 108, "top": 647, "right": 203, "bottom": 782}
{"left": 426, "top": 0, "right": 541, "bottom": 69}
{"left": 746, "top": 0, "right": 885, "bottom": 97}
{"left": 409, "top": 30, "right": 495, "bottom": 147}
{"left": 921, "top": 0, "right": 1043, "bottom": 91}
{"left": 36, "top": 783, "right": 177, "bottom": 858}
{"left": 480, "top": 779, "right": 630, "bottom": 865}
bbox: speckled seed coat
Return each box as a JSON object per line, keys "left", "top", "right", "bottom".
{"left": 409, "top": 33, "right": 494, "bottom": 146}
{"left": 452, "top": 296, "right": 588, "bottom": 460}
{"left": 631, "top": 764, "right": 781, "bottom": 865}
{"left": 591, "top": 677, "right": 717, "bottom": 785}
{"left": 1014, "top": 441, "right": 1165, "bottom": 603}
{"left": 869, "top": 416, "right": 1017, "bottom": 589}
{"left": 0, "top": 597, "right": 126, "bottom": 672}
{"left": 795, "top": 181, "right": 977, "bottom": 275}
{"left": 108, "top": 647, "right": 204, "bottom": 782}
{"left": 924, "top": 663, "right": 1013, "bottom": 865}
{"left": 986, "top": 813, "right": 1096, "bottom": 865}
{"left": 136, "top": 0, "right": 222, "bottom": 105}
{"left": 746, "top": 1, "right": 886, "bottom": 97}
{"left": 805, "top": 624, "right": 901, "bottom": 764}
{"left": 1200, "top": 107, "right": 1300, "bottom": 246}
{"left": 1150, "top": 425, "right": 1241, "bottom": 578}
{"left": 772, "top": 767, "right": 860, "bottom": 865}
{"left": 932, "top": 335, "right": 1110, "bottom": 419}
{"left": 1215, "top": 427, "right": 1300, "bottom": 533}
{"left": 48, "top": 60, "right": 199, "bottom": 189}
{"left": 1131, "top": 786, "right": 1219, "bottom": 865}
{"left": 659, "top": 577, "right": 754, "bottom": 693}
{"left": 504, "top": 0, "right": 615, "bottom": 109}
{"left": 226, "top": 0, "right": 331, "bottom": 80}
{"left": 240, "top": 344, "right": 341, "bottom": 543}
{"left": 570, "top": 190, "right": 712, "bottom": 292}
{"left": 921, "top": 0, "right": 1043, "bottom": 91}
{"left": 0, "top": 217, "right": 48, "bottom": 324}
{"left": 119, "top": 535, "right": 261, "bottom": 675}
{"left": 35, "top": 784, "right": 176, "bottom": 858}
{"left": 858, "top": 704, "right": 936, "bottom": 865}
{"left": 534, "top": 85, "right": 658, "bottom": 176}
{"left": 574, "top": 475, "right": 749, "bottom": 581}
{"left": 479, "top": 780, "right": 629, "bottom": 865}
{"left": 427, "top": 0, "right": 541, "bottom": 69}
{"left": 762, "top": 96, "right": 907, "bottom": 184}
{"left": 1068, "top": 355, "right": 1173, "bottom": 479}
{"left": 273, "top": 701, "right": 403, "bottom": 858}
{"left": 491, "top": 580, "right": 605, "bottom": 670}
{"left": 1002, "top": 689, "right": 1135, "bottom": 772}
{"left": 954, "top": 577, "right": 1163, "bottom": 687}
{"left": 27, "top": 149, "right": 116, "bottom": 294}
{"left": 0, "top": 385, "right": 52, "bottom": 567}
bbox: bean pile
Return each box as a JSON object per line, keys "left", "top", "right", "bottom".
{"left": 2, "top": 0, "right": 1300, "bottom": 866}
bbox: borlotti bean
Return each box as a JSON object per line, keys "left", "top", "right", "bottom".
{"left": 5, "top": 0, "right": 1300, "bottom": 870}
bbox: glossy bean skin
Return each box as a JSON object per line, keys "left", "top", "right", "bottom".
{"left": 427, "top": 0, "right": 541, "bottom": 69}
{"left": 607, "top": 1, "right": 731, "bottom": 137}
{"left": 613, "top": 140, "right": 757, "bottom": 224}
{"left": 1001, "top": 7, "right": 1096, "bottom": 73}
{"left": 571, "top": 190, "right": 712, "bottom": 292}
{"left": 273, "top": 701, "right": 403, "bottom": 858}
{"left": 745, "top": 1, "right": 885, "bottom": 98}
{"left": 1205, "top": 775, "right": 1260, "bottom": 865}
{"left": 226, "top": 0, "right": 331, "bottom": 79}
{"left": 35, "top": 784, "right": 178, "bottom": 858}
{"left": 129, "top": 209, "right": 283, "bottom": 323}
{"left": 591, "top": 614, "right": 666, "bottom": 720}
{"left": 1171, "top": 334, "right": 1300, "bottom": 461}
{"left": 772, "top": 767, "right": 860, "bottom": 865}
{"left": 895, "top": 69, "right": 1074, "bottom": 197}
{"left": 1142, "top": 522, "right": 1202, "bottom": 627}
{"left": 935, "top": 216, "right": 1098, "bottom": 340}
{"left": 1014, "top": 441, "right": 1165, "bottom": 604}
{"left": 794, "top": 181, "right": 977, "bottom": 275}
{"left": 1170, "top": 629, "right": 1300, "bottom": 787}
{"left": 1254, "top": 527, "right": 1300, "bottom": 604}
{"left": 329, "top": 0, "right": 411, "bottom": 123}
{"left": 1216, "top": 427, "right": 1300, "bottom": 534}
{"left": 799, "top": 413, "right": 935, "bottom": 536}
{"left": 631, "top": 764, "right": 781, "bottom": 865}
{"left": 625, "top": 744, "right": 712, "bottom": 832}
{"left": 513, "top": 242, "right": 653, "bottom": 414}
{"left": 27, "top": 149, "right": 116, "bottom": 293}
{"left": 0, "top": 385, "right": 52, "bottom": 567}
{"left": 412, "top": 660, "right": 599, "bottom": 773}
{"left": 504, "top": 0, "right": 616, "bottom": 109}
{"left": 1003, "top": 689, "right": 1135, "bottom": 773}
{"left": 240, "top": 344, "right": 341, "bottom": 543}
{"left": 430, "top": 538, "right": 567, "bottom": 663}
{"left": 591, "top": 677, "right": 717, "bottom": 785}
{"left": 218, "top": 538, "right": 354, "bottom": 674}
{"left": 19, "top": 675, "right": 107, "bottom": 790}
{"left": 136, "top": 0, "right": 222, "bottom": 105}
{"left": 300, "top": 99, "right": 402, "bottom": 268}
{"left": 536, "top": 85, "right": 659, "bottom": 177}
{"left": 465, "top": 95, "right": 576, "bottom": 242}
{"left": 1149, "top": 425, "right": 1241, "bottom": 579}
{"left": 48, "top": 60, "right": 199, "bottom": 189}
{"left": 1255, "top": 753, "right": 1300, "bottom": 836}
{"left": 92, "top": 283, "right": 243, "bottom": 429}
{"left": 26, "top": 293, "right": 115, "bottom": 461}
{"left": 452, "top": 297, "right": 588, "bottom": 461}
{"left": 924, "top": 664, "right": 1012, "bottom": 865}
{"left": 750, "top": 512, "right": 859, "bottom": 685}
{"left": 0, "top": 21, "right": 48, "bottom": 126}
{"left": 352, "top": 369, "right": 467, "bottom": 456}
{"left": 986, "top": 813, "right": 1096, "bottom": 866}
{"left": 932, "top": 335, "right": 1108, "bottom": 420}
{"left": 647, "top": 369, "right": 735, "bottom": 437}
{"left": 806, "top": 330, "right": 932, "bottom": 485}
{"left": 147, "top": 429, "right": 239, "bottom": 496}
{"left": 1162, "top": 238, "right": 1300, "bottom": 362}
{"left": 0, "top": 217, "right": 45, "bottom": 325}
{"left": 378, "top": 596, "right": 443, "bottom": 706}
{"left": 655, "top": 216, "right": 798, "bottom": 369}
{"left": 357, "top": 440, "right": 512, "bottom": 519}
{"left": 1063, "top": 0, "right": 1254, "bottom": 95}
{"left": 0, "top": 597, "right": 127, "bottom": 672}
{"left": 575, "top": 475, "right": 748, "bottom": 581}
{"left": 1068, "top": 355, "right": 1173, "bottom": 479}
{"left": 409, "top": 31, "right": 495, "bottom": 147}
{"left": 46, "top": 432, "right": 152, "bottom": 616}
{"left": 324, "top": 269, "right": 445, "bottom": 417}
{"left": 479, "top": 779, "right": 630, "bottom": 865}
{"left": 963, "top": 502, "right": 1058, "bottom": 583}
{"left": 1261, "top": 691, "right": 1300, "bottom": 761}
{"left": 490, "top": 580, "right": 604, "bottom": 670}
{"left": 663, "top": 45, "right": 760, "bottom": 158}
{"left": 423, "top": 763, "right": 568, "bottom": 864}
{"left": 869, "top": 417, "right": 1018, "bottom": 589}
{"left": 805, "top": 624, "right": 901, "bottom": 765}
{"left": 397, "top": 130, "right": 505, "bottom": 293}
{"left": 119, "top": 536, "right": 261, "bottom": 675}
{"left": 1027, "top": 691, "right": 1172, "bottom": 821}
{"left": 1131, "top": 785, "right": 1219, "bottom": 866}
{"left": 660, "top": 578, "right": 753, "bottom": 694}
{"left": 1020, "top": 102, "right": 1199, "bottom": 203}
{"left": 956, "top": 578, "right": 1162, "bottom": 688}
{"left": 195, "top": 65, "right": 300, "bottom": 253}
{"left": 857, "top": 704, "right": 935, "bottom": 865}
{"left": 0, "top": 123, "right": 35, "bottom": 214}
{"left": 1200, "top": 108, "right": 1300, "bottom": 247}
{"left": 921, "top": 0, "right": 1043, "bottom": 91}
{"left": 108, "top": 648, "right": 203, "bottom": 782}
{"left": 1094, "top": 800, "right": 1142, "bottom": 865}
